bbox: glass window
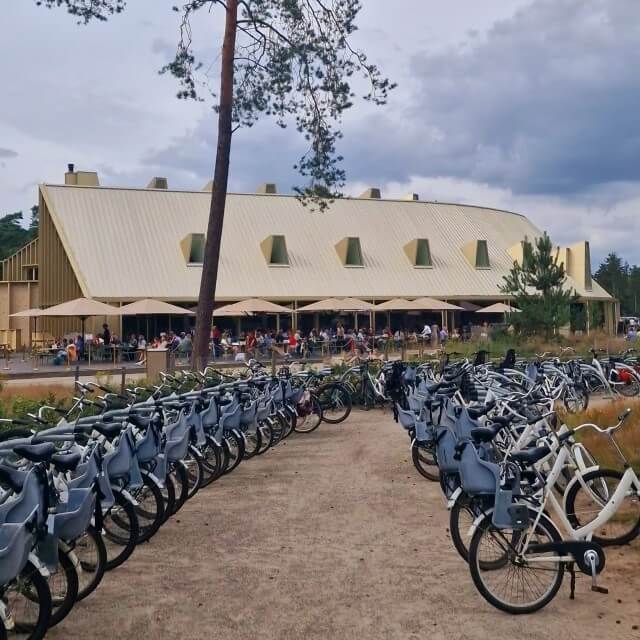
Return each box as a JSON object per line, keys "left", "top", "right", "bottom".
{"left": 415, "top": 239, "right": 432, "bottom": 267}
{"left": 188, "top": 233, "right": 205, "bottom": 264}
{"left": 476, "top": 240, "right": 490, "bottom": 268}
{"left": 345, "top": 237, "right": 363, "bottom": 266}
{"left": 270, "top": 235, "right": 289, "bottom": 265}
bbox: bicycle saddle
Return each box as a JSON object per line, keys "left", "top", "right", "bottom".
{"left": 0, "top": 464, "right": 28, "bottom": 492}
{"left": 470, "top": 423, "right": 504, "bottom": 443}
{"left": 91, "top": 422, "right": 125, "bottom": 439}
{"left": 51, "top": 451, "right": 82, "bottom": 473}
{"left": 13, "top": 442, "right": 56, "bottom": 464}
{"left": 510, "top": 445, "right": 550, "bottom": 466}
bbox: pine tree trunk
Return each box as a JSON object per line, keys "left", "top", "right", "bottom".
{"left": 193, "top": 0, "right": 238, "bottom": 369}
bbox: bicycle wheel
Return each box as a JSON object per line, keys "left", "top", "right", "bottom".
{"left": 294, "top": 396, "right": 323, "bottom": 433}
{"left": 256, "top": 421, "right": 273, "bottom": 454}
{"left": 159, "top": 474, "right": 176, "bottom": 523}
{"left": 133, "top": 475, "right": 165, "bottom": 543}
{"left": 619, "top": 376, "right": 640, "bottom": 397}
{"left": 222, "top": 431, "right": 245, "bottom": 475}
{"left": 73, "top": 525, "right": 107, "bottom": 601}
{"left": 3, "top": 561, "right": 52, "bottom": 640}
{"left": 411, "top": 441, "right": 439, "bottom": 481}
{"left": 48, "top": 547, "right": 79, "bottom": 627}
{"left": 103, "top": 491, "right": 139, "bottom": 570}
{"left": 183, "top": 446, "right": 204, "bottom": 499}
{"left": 449, "top": 495, "right": 480, "bottom": 562}
{"left": 565, "top": 468, "right": 640, "bottom": 546}
{"left": 168, "top": 462, "right": 189, "bottom": 514}
{"left": 563, "top": 385, "right": 589, "bottom": 413}
{"left": 468, "top": 510, "right": 565, "bottom": 614}
{"left": 317, "top": 383, "right": 352, "bottom": 424}
{"left": 199, "top": 438, "right": 223, "bottom": 485}
{"left": 243, "top": 429, "right": 261, "bottom": 459}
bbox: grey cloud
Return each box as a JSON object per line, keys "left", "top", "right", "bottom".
{"left": 0, "top": 148, "right": 18, "bottom": 159}
{"left": 332, "top": 0, "right": 640, "bottom": 200}
{"left": 143, "top": 117, "right": 307, "bottom": 193}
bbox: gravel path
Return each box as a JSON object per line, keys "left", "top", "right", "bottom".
{"left": 49, "top": 410, "right": 640, "bottom": 639}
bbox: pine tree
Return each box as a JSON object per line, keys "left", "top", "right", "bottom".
{"left": 501, "top": 233, "right": 577, "bottom": 336}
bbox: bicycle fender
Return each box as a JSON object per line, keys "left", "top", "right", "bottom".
{"left": 142, "top": 471, "right": 164, "bottom": 489}
{"left": 447, "top": 487, "right": 463, "bottom": 510}
{"left": 28, "top": 552, "right": 51, "bottom": 578}
{"left": 115, "top": 488, "right": 139, "bottom": 506}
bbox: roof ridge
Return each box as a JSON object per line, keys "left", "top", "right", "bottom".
{"left": 40, "top": 183, "right": 526, "bottom": 218}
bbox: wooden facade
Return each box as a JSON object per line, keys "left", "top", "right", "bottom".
{"left": 0, "top": 238, "right": 39, "bottom": 347}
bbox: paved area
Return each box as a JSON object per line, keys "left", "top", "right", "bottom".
{"left": 49, "top": 411, "right": 640, "bottom": 640}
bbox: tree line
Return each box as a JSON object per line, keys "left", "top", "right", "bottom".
{"left": 593, "top": 253, "right": 640, "bottom": 317}
{"left": 0, "top": 206, "right": 38, "bottom": 261}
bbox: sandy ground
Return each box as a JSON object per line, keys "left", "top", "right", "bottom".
{"left": 49, "top": 410, "right": 640, "bottom": 640}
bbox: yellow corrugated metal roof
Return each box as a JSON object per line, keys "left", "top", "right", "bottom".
{"left": 40, "top": 184, "right": 612, "bottom": 302}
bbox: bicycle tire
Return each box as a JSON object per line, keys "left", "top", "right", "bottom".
{"left": 243, "top": 429, "right": 261, "bottom": 459}
{"left": 317, "top": 383, "right": 352, "bottom": 424}
{"left": 133, "top": 475, "right": 165, "bottom": 543}
{"left": 5, "top": 560, "right": 52, "bottom": 640}
{"left": 73, "top": 525, "right": 107, "bottom": 601}
{"left": 294, "top": 395, "right": 323, "bottom": 433}
{"left": 199, "top": 438, "right": 223, "bottom": 485}
{"left": 48, "top": 546, "right": 79, "bottom": 627}
{"left": 468, "top": 509, "right": 565, "bottom": 614}
{"left": 256, "top": 421, "right": 273, "bottom": 455}
{"left": 183, "top": 446, "right": 204, "bottom": 499}
{"left": 159, "top": 473, "right": 176, "bottom": 523}
{"left": 565, "top": 467, "right": 640, "bottom": 546}
{"left": 222, "top": 431, "right": 245, "bottom": 475}
{"left": 168, "top": 461, "right": 189, "bottom": 514}
{"left": 563, "top": 385, "right": 589, "bottom": 413}
{"left": 411, "top": 441, "right": 439, "bottom": 481}
{"left": 103, "top": 491, "right": 139, "bottom": 570}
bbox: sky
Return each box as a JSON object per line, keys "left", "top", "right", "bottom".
{"left": 1, "top": 0, "right": 639, "bottom": 266}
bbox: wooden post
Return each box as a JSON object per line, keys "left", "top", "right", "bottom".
{"left": 271, "top": 347, "right": 276, "bottom": 376}
{"left": 121, "top": 366, "right": 126, "bottom": 395}
{"left": 74, "top": 365, "right": 80, "bottom": 384}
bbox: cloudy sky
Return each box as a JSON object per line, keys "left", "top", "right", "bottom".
{"left": 1, "top": 0, "right": 639, "bottom": 265}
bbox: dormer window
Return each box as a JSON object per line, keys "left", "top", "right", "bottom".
{"left": 462, "top": 239, "right": 491, "bottom": 269}
{"left": 260, "top": 235, "right": 290, "bottom": 266}
{"left": 404, "top": 238, "right": 432, "bottom": 268}
{"left": 336, "top": 237, "right": 364, "bottom": 267}
{"left": 180, "top": 233, "right": 205, "bottom": 265}
{"left": 476, "top": 240, "right": 490, "bottom": 268}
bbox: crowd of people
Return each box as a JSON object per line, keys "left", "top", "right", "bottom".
{"left": 209, "top": 322, "right": 459, "bottom": 361}
{"left": 46, "top": 320, "right": 468, "bottom": 366}
{"left": 49, "top": 324, "right": 194, "bottom": 366}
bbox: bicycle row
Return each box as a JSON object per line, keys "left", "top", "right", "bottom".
{"left": 391, "top": 356, "right": 639, "bottom": 614}
{"left": 0, "top": 361, "right": 354, "bottom": 639}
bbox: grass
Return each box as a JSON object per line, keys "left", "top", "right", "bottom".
{"left": 445, "top": 331, "right": 630, "bottom": 361}
{"left": 560, "top": 398, "right": 640, "bottom": 472}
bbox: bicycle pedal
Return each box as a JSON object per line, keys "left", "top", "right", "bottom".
{"left": 591, "top": 585, "right": 608, "bottom": 594}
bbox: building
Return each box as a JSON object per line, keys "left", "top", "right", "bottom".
{"left": 0, "top": 168, "right": 615, "bottom": 345}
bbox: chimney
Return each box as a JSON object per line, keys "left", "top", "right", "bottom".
{"left": 65, "top": 165, "right": 99, "bottom": 186}
{"left": 404, "top": 192, "right": 419, "bottom": 201}
{"left": 65, "top": 164, "right": 77, "bottom": 185}
{"left": 256, "top": 183, "right": 277, "bottom": 194}
{"left": 359, "top": 187, "right": 381, "bottom": 199}
{"left": 146, "top": 177, "right": 168, "bottom": 189}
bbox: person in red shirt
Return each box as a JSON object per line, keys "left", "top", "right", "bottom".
{"left": 246, "top": 330, "right": 257, "bottom": 355}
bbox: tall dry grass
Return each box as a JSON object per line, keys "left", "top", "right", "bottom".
{"left": 560, "top": 398, "right": 640, "bottom": 471}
